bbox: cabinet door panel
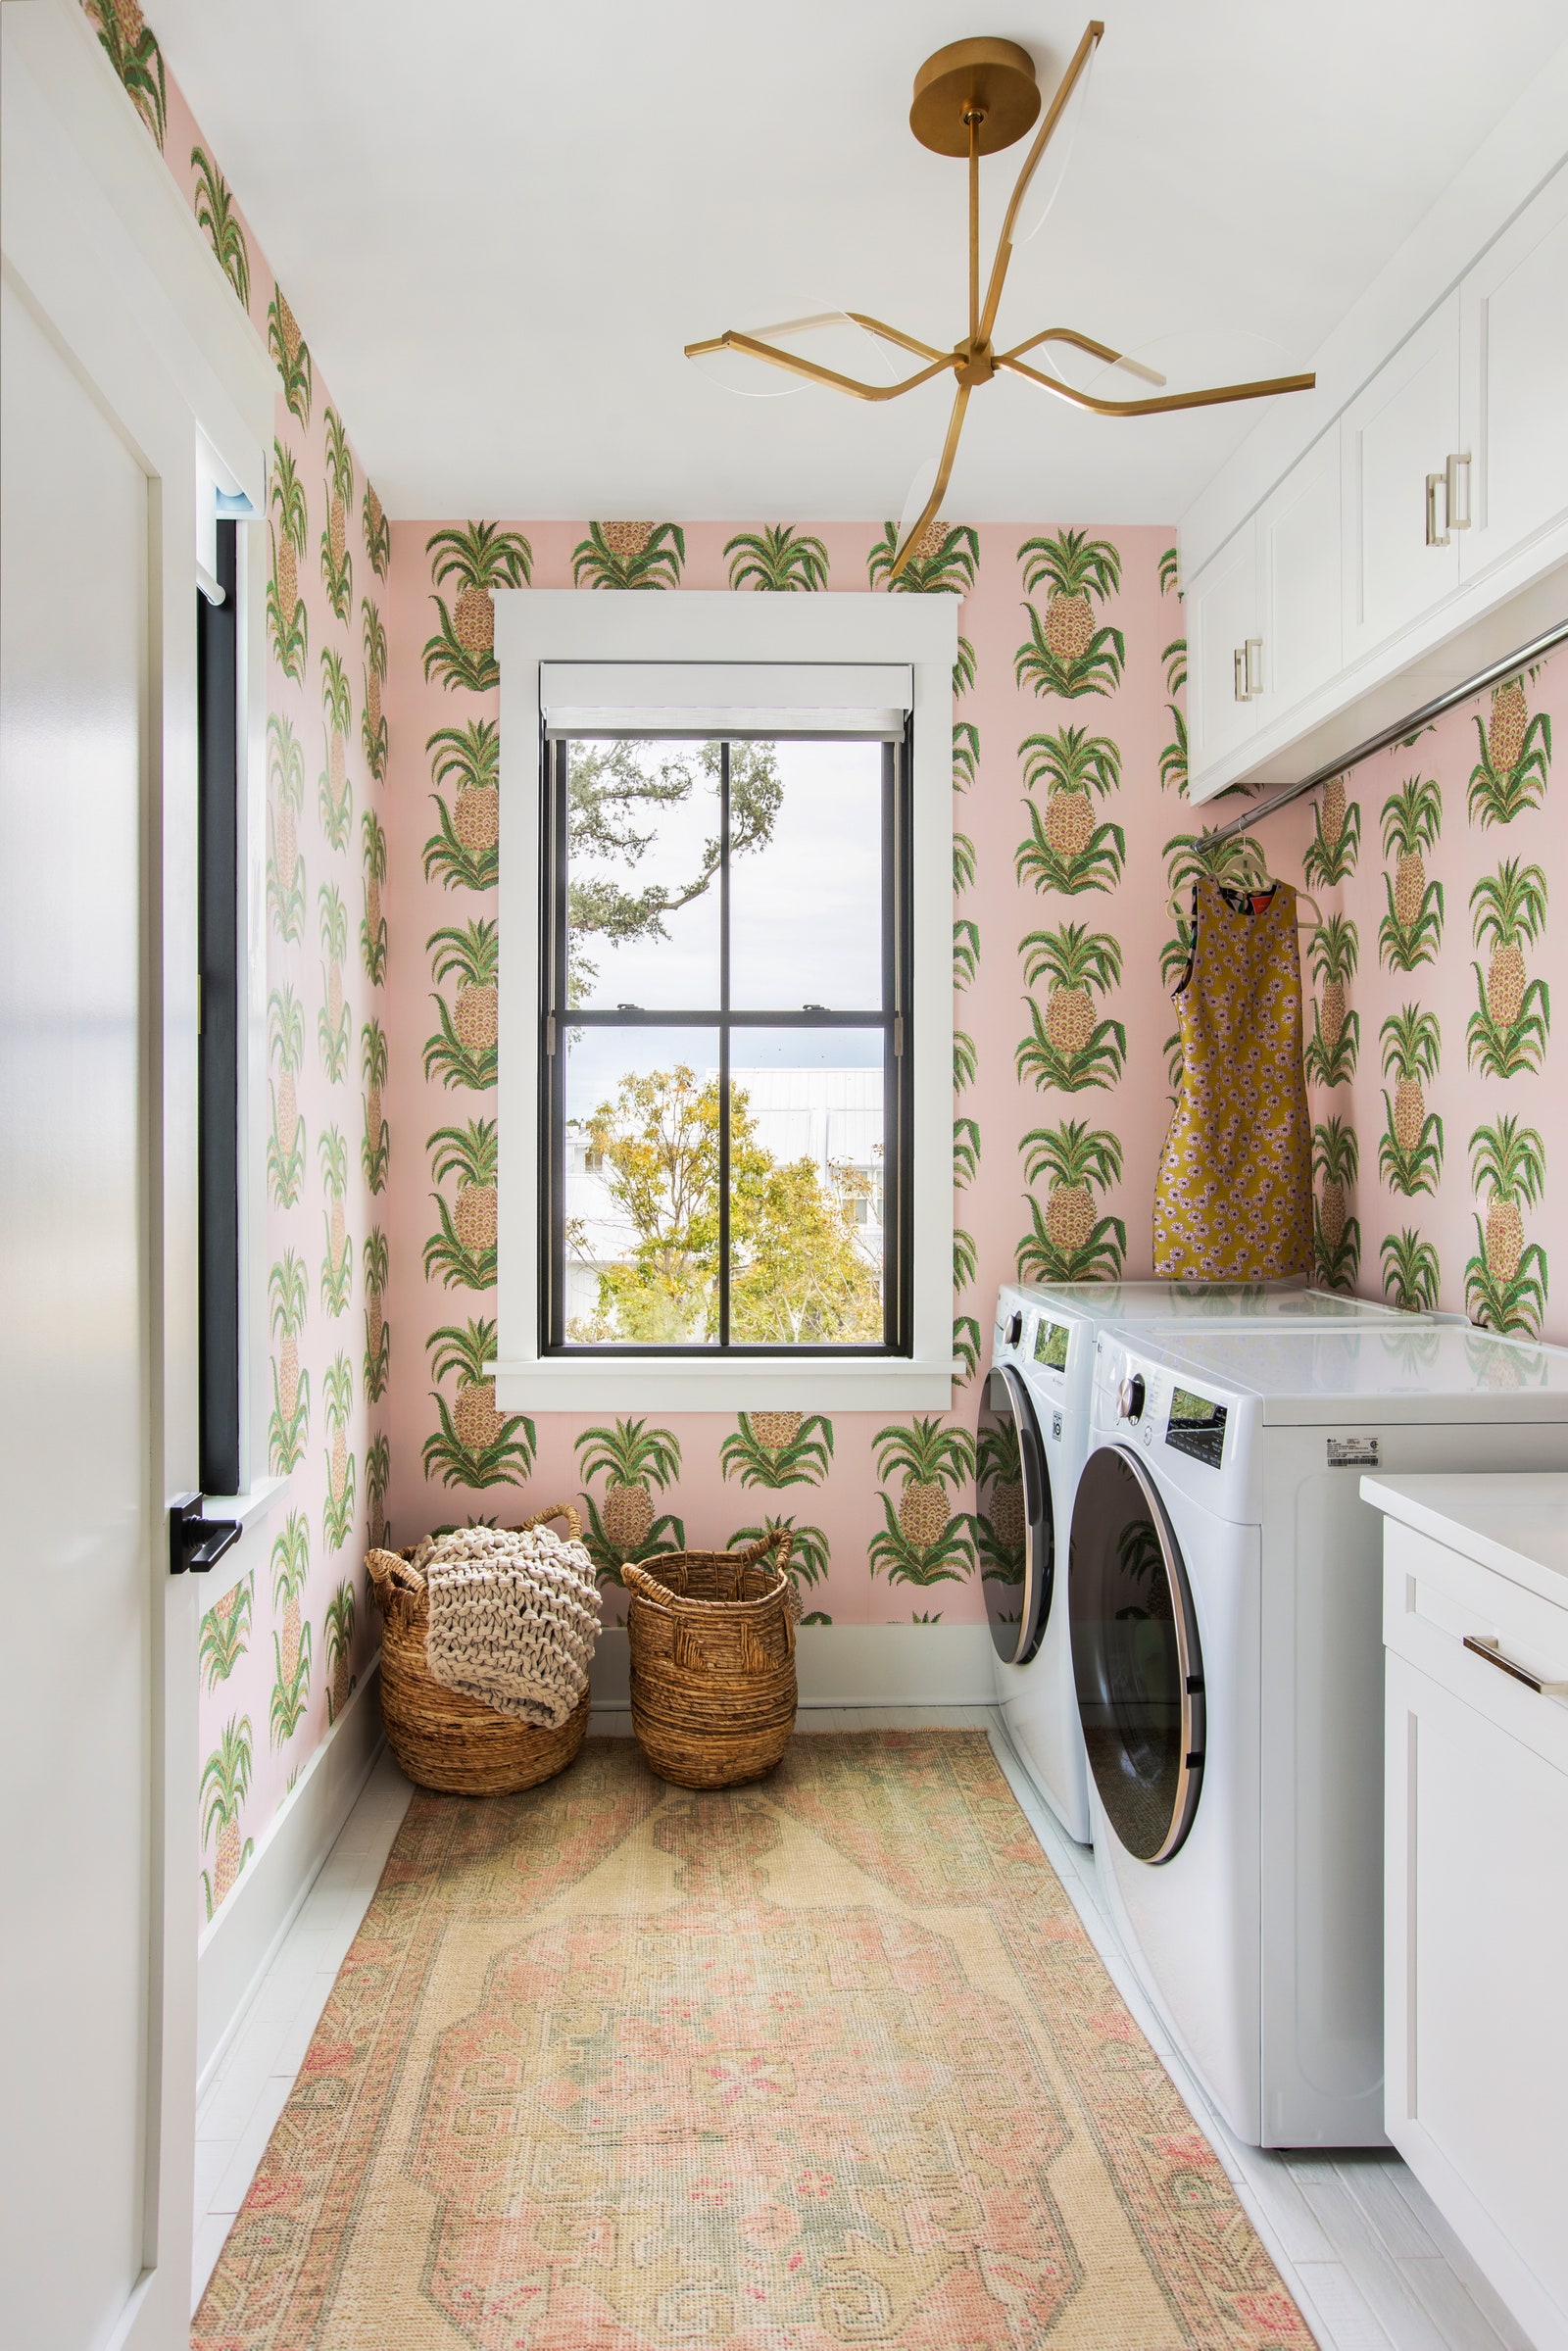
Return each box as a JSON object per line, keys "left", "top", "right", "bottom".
{"left": 1343, "top": 294, "right": 1461, "bottom": 662}
{"left": 1460, "top": 164, "right": 1568, "bottom": 585}
{"left": 1187, "top": 526, "right": 1258, "bottom": 779}
{"left": 1258, "top": 425, "right": 1342, "bottom": 719}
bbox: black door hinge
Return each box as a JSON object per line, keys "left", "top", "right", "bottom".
{"left": 170, "top": 1494, "right": 242, "bottom": 1576}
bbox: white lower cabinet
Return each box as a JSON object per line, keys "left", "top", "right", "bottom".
{"left": 1379, "top": 1508, "right": 1568, "bottom": 2351}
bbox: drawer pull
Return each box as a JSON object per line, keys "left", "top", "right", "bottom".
{"left": 1463, "top": 1633, "right": 1568, "bottom": 1697}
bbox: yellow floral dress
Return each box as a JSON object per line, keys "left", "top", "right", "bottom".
{"left": 1153, "top": 876, "right": 1313, "bottom": 1280}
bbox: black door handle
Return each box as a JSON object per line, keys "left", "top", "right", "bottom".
{"left": 170, "top": 1493, "right": 242, "bottom": 1576}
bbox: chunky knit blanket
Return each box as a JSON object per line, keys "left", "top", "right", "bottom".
{"left": 413, "top": 1524, "right": 601, "bottom": 1728}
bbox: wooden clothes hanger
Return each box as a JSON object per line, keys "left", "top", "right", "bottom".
{"left": 1166, "top": 877, "right": 1323, "bottom": 929}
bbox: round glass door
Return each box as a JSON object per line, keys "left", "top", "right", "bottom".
{"left": 1068, "top": 1444, "right": 1204, "bottom": 1863}
{"left": 975, "top": 1362, "right": 1052, "bottom": 1665}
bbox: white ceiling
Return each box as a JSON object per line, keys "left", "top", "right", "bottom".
{"left": 152, "top": 0, "right": 1566, "bottom": 523}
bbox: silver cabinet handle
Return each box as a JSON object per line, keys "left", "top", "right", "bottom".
{"left": 1245, "top": 637, "right": 1263, "bottom": 697}
{"left": 1446, "top": 451, "right": 1472, "bottom": 530}
{"left": 1233, "top": 646, "right": 1249, "bottom": 702}
{"left": 1425, "top": 470, "right": 1449, "bottom": 547}
{"left": 1463, "top": 1633, "right": 1568, "bottom": 1697}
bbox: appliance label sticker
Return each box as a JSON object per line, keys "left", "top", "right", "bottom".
{"left": 1327, "top": 1436, "right": 1380, "bottom": 1468}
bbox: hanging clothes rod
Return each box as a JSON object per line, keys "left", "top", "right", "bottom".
{"left": 1200, "top": 612, "right": 1568, "bottom": 850}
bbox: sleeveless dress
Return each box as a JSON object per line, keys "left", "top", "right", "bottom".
{"left": 1152, "top": 876, "right": 1313, "bottom": 1280}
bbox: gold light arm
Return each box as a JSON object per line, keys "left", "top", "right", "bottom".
{"left": 683, "top": 329, "right": 956, "bottom": 403}
{"left": 845, "top": 313, "right": 950, "bottom": 364}
{"left": 999, "top": 351, "right": 1316, "bottom": 416}
{"left": 888, "top": 380, "right": 973, "bottom": 582}
{"left": 978, "top": 20, "right": 1103, "bottom": 346}
{"left": 999, "top": 324, "right": 1167, "bottom": 387}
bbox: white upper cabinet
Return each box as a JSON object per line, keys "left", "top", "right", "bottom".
{"left": 1257, "top": 424, "right": 1343, "bottom": 716}
{"left": 1187, "top": 524, "right": 1259, "bottom": 776}
{"left": 1459, "top": 161, "right": 1568, "bottom": 587}
{"left": 1341, "top": 293, "right": 1462, "bottom": 663}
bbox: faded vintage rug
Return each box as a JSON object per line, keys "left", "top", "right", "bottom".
{"left": 192, "top": 1734, "right": 1314, "bottom": 2350}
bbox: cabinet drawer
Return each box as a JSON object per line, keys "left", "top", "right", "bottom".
{"left": 1383, "top": 1519, "right": 1568, "bottom": 1773}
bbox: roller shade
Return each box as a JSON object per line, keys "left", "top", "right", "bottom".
{"left": 541, "top": 661, "right": 912, "bottom": 739}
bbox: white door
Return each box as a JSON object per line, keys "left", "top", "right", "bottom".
{"left": 1342, "top": 292, "right": 1462, "bottom": 662}
{"left": 1186, "top": 523, "right": 1259, "bottom": 784}
{"left": 1256, "top": 423, "right": 1343, "bottom": 720}
{"left": 1459, "top": 160, "right": 1568, "bottom": 588}
{"left": 0, "top": 278, "right": 196, "bottom": 2350}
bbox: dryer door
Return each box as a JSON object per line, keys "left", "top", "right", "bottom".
{"left": 976, "top": 1362, "right": 1052, "bottom": 1665}
{"left": 1069, "top": 1444, "right": 1205, "bottom": 1863}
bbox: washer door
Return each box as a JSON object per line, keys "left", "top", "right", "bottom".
{"left": 975, "top": 1362, "right": 1052, "bottom": 1665}
{"left": 1069, "top": 1444, "right": 1205, "bottom": 1863}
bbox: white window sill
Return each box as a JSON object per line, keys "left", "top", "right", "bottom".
{"left": 490, "top": 1360, "right": 959, "bottom": 1413}
{"left": 191, "top": 1475, "right": 292, "bottom": 1605}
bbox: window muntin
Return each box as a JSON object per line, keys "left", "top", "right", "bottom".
{"left": 543, "top": 732, "right": 907, "bottom": 1356}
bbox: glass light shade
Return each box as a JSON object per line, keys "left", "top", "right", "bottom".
{"left": 1014, "top": 36, "right": 1098, "bottom": 245}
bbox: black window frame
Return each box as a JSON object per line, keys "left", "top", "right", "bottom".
{"left": 538, "top": 723, "right": 913, "bottom": 1358}
{"left": 196, "top": 517, "right": 242, "bottom": 1493}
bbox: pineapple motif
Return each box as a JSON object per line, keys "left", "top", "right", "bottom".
{"left": 1489, "top": 680, "right": 1528, "bottom": 775}
{"left": 268, "top": 1251, "right": 310, "bottom": 1471}
{"left": 87, "top": 0, "right": 167, "bottom": 145}
{"left": 1018, "top": 924, "right": 1125, "bottom": 1091}
{"left": 267, "top": 716, "right": 307, "bottom": 942}
{"left": 323, "top": 1581, "right": 357, "bottom": 1723}
{"left": 1311, "top": 1116, "right": 1360, "bottom": 1290}
{"left": 572, "top": 521, "right": 684, "bottom": 593}
{"left": 267, "top": 442, "right": 308, "bottom": 680}
{"left": 267, "top": 283, "right": 313, "bottom": 422}
{"left": 361, "top": 810, "right": 388, "bottom": 985}
{"left": 575, "top": 1419, "right": 682, "bottom": 1581}
{"left": 870, "top": 1419, "right": 976, "bottom": 1585}
{"left": 362, "top": 1019, "right": 390, "bottom": 1191}
{"left": 1303, "top": 773, "right": 1361, "bottom": 887}
{"left": 425, "top": 921, "right": 499, "bottom": 1090}
{"left": 266, "top": 988, "right": 306, "bottom": 1208}
{"left": 423, "top": 522, "right": 532, "bottom": 690}
{"left": 322, "top": 1355, "right": 356, "bottom": 1549}
{"left": 318, "top": 887, "right": 350, "bottom": 1081}
{"left": 1018, "top": 1122, "right": 1126, "bottom": 1283}
{"left": 1303, "top": 914, "right": 1359, "bottom": 1087}
{"left": 199, "top": 1718, "right": 254, "bottom": 1918}
{"left": 318, "top": 1126, "right": 352, "bottom": 1315}
{"left": 318, "top": 649, "right": 353, "bottom": 850}
{"left": 1016, "top": 726, "right": 1124, "bottom": 895}
{"left": 1016, "top": 530, "right": 1123, "bottom": 699}
{"left": 1466, "top": 1116, "right": 1547, "bottom": 1334}
{"left": 362, "top": 599, "right": 388, "bottom": 781}
{"left": 192, "top": 148, "right": 251, "bottom": 309}
{"left": 1378, "top": 1005, "right": 1444, "bottom": 1197}
{"left": 724, "top": 525, "right": 829, "bottom": 592}
{"left": 363, "top": 479, "right": 391, "bottom": 578}
{"left": 1468, "top": 859, "right": 1549, "bottom": 1078}
{"left": 366, "top": 1434, "right": 391, "bottom": 1552}
{"left": 423, "top": 1320, "right": 535, "bottom": 1489}
{"left": 269, "top": 1511, "right": 312, "bottom": 1746}
{"left": 975, "top": 1416, "right": 1026, "bottom": 1586}
{"left": 1379, "top": 777, "right": 1444, "bottom": 969}
{"left": 866, "top": 520, "right": 978, "bottom": 595}
{"left": 425, "top": 720, "right": 501, "bottom": 892}
{"left": 320, "top": 409, "right": 354, "bottom": 620}
{"left": 424, "top": 1119, "right": 498, "bottom": 1290}
{"left": 363, "top": 1228, "right": 390, "bottom": 1400}
{"left": 199, "top": 1572, "right": 253, "bottom": 1691}
{"left": 1380, "top": 1228, "right": 1442, "bottom": 1315}
{"left": 720, "top": 1412, "right": 834, "bottom": 1490}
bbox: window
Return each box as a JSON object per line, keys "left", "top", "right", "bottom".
{"left": 540, "top": 728, "right": 910, "bottom": 1356}
{"left": 494, "top": 592, "right": 956, "bottom": 1411}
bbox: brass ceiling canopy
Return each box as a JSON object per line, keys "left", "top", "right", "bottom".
{"left": 909, "top": 36, "right": 1041, "bottom": 156}
{"left": 686, "top": 22, "right": 1316, "bottom": 579}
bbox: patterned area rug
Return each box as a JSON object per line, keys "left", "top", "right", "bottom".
{"left": 192, "top": 1734, "right": 1315, "bottom": 2349}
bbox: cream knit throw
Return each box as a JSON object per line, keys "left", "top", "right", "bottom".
{"left": 413, "top": 1524, "right": 601, "bottom": 1729}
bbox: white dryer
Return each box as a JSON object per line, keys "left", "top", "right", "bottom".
{"left": 1069, "top": 1320, "right": 1568, "bottom": 2148}
{"left": 978, "top": 1282, "right": 1409, "bottom": 1842}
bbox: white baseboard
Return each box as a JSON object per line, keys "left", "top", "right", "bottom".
{"left": 588, "top": 1624, "right": 997, "bottom": 1711}
{"left": 196, "top": 1660, "right": 383, "bottom": 2091}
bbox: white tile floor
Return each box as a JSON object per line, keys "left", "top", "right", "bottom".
{"left": 190, "top": 1707, "right": 1536, "bottom": 2351}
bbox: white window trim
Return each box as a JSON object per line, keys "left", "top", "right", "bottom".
{"left": 493, "top": 590, "right": 957, "bottom": 1411}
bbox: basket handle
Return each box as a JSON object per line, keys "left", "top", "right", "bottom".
{"left": 620, "top": 1558, "right": 670, "bottom": 1607}
{"left": 366, "top": 1546, "right": 425, "bottom": 1618}
{"left": 512, "top": 1501, "right": 584, "bottom": 1543}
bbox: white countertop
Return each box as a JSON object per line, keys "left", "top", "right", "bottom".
{"left": 1361, "top": 1472, "right": 1568, "bottom": 1609}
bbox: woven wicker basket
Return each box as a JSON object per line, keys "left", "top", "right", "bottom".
{"left": 367, "top": 1504, "right": 591, "bottom": 1795}
{"left": 622, "top": 1528, "right": 800, "bottom": 1789}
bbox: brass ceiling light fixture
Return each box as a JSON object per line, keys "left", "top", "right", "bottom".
{"left": 686, "top": 23, "right": 1315, "bottom": 580}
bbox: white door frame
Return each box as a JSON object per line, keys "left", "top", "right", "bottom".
{"left": 1, "top": 5, "right": 273, "bottom": 2342}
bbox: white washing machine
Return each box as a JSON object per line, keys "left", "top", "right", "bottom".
{"left": 978, "top": 1282, "right": 1410, "bottom": 1842}
{"left": 1069, "top": 1319, "right": 1568, "bottom": 2148}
